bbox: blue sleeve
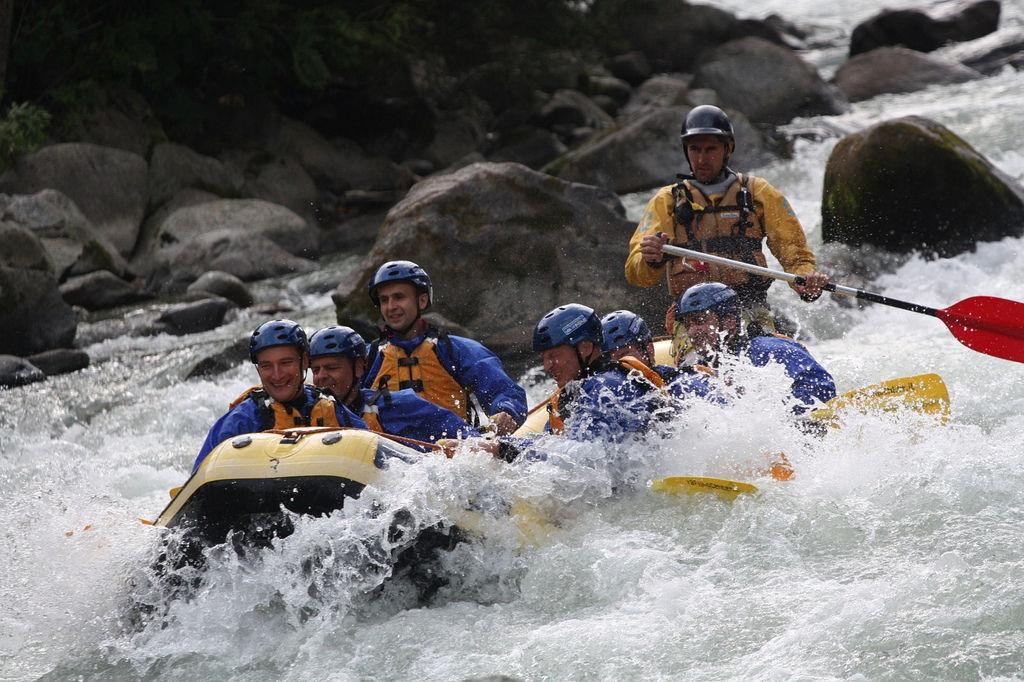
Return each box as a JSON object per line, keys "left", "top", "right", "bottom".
{"left": 367, "top": 388, "right": 480, "bottom": 443}
{"left": 439, "top": 336, "right": 528, "bottom": 425}
{"left": 564, "top": 373, "right": 654, "bottom": 442}
{"left": 193, "top": 401, "right": 262, "bottom": 473}
{"left": 749, "top": 337, "right": 836, "bottom": 411}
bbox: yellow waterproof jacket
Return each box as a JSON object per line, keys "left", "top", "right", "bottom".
{"left": 625, "top": 175, "right": 816, "bottom": 298}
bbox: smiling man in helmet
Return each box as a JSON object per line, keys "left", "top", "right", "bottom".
{"left": 191, "top": 319, "right": 367, "bottom": 472}
{"left": 449, "top": 304, "right": 671, "bottom": 463}
{"left": 309, "top": 324, "right": 479, "bottom": 445}
{"left": 625, "top": 105, "right": 829, "bottom": 365}
{"left": 674, "top": 283, "right": 835, "bottom": 412}
{"left": 361, "top": 260, "right": 527, "bottom": 436}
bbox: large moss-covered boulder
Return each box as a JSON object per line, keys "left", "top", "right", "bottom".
{"left": 332, "top": 162, "right": 663, "bottom": 362}
{"left": 822, "top": 116, "right": 1024, "bottom": 256}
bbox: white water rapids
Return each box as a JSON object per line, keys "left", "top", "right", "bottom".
{"left": 3, "top": 2, "right": 1024, "bottom": 680}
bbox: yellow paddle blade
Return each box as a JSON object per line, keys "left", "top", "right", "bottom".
{"left": 168, "top": 486, "right": 183, "bottom": 499}
{"left": 811, "top": 373, "right": 950, "bottom": 424}
{"left": 651, "top": 476, "right": 758, "bottom": 501}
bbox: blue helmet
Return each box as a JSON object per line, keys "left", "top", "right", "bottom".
{"left": 675, "top": 283, "right": 739, "bottom": 321}
{"left": 367, "top": 260, "right": 433, "bottom": 307}
{"left": 600, "top": 310, "right": 653, "bottom": 354}
{"left": 249, "top": 319, "right": 309, "bottom": 363}
{"left": 533, "top": 304, "right": 603, "bottom": 352}
{"left": 309, "top": 326, "right": 366, "bottom": 360}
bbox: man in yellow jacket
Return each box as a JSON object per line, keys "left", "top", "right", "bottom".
{"left": 624, "top": 105, "right": 829, "bottom": 364}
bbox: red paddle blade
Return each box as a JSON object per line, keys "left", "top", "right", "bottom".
{"left": 936, "top": 296, "right": 1024, "bottom": 363}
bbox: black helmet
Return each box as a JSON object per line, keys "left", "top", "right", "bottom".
{"left": 680, "top": 105, "right": 734, "bottom": 145}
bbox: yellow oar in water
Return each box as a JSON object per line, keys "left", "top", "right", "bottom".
{"left": 650, "top": 476, "right": 758, "bottom": 501}
{"left": 811, "top": 372, "right": 949, "bottom": 424}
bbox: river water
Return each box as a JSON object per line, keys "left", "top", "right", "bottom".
{"left": 3, "top": 2, "right": 1024, "bottom": 680}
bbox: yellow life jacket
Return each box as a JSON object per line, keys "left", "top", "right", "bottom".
{"left": 546, "top": 358, "right": 663, "bottom": 434}
{"left": 361, "top": 406, "right": 384, "bottom": 433}
{"left": 666, "top": 173, "right": 772, "bottom": 298}
{"left": 228, "top": 385, "right": 343, "bottom": 430}
{"left": 373, "top": 336, "right": 471, "bottom": 420}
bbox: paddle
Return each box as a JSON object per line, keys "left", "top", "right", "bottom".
{"left": 661, "top": 244, "right": 1024, "bottom": 364}
{"left": 810, "top": 372, "right": 950, "bottom": 424}
{"left": 650, "top": 476, "right": 758, "bottom": 500}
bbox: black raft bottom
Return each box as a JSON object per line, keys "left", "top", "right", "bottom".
{"left": 171, "top": 475, "right": 366, "bottom": 548}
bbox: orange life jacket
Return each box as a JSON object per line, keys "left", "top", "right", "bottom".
{"left": 667, "top": 173, "right": 772, "bottom": 298}
{"left": 373, "top": 336, "right": 472, "bottom": 420}
{"left": 546, "top": 358, "right": 664, "bottom": 434}
{"left": 229, "top": 385, "right": 343, "bottom": 430}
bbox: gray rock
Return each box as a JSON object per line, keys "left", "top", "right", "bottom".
{"left": 25, "top": 348, "right": 90, "bottom": 376}
{"left": 694, "top": 37, "right": 849, "bottom": 124}
{"left": 187, "top": 270, "right": 254, "bottom": 307}
{"left": 547, "top": 106, "right": 775, "bottom": 194}
{"left": 59, "top": 270, "right": 152, "bottom": 310}
{"left": 131, "top": 198, "right": 319, "bottom": 290}
{"left": 243, "top": 155, "right": 319, "bottom": 220}
{"left": 822, "top": 116, "right": 1024, "bottom": 256}
{"left": 0, "top": 220, "right": 53, "bottom": 272}
{"left": 0, "top": 355, "right": 45, "bottom": 388}
{"left": 833, "top": 47, "right": 981, "bottom": 102}
{"left": 271, "top": 117, "right": 413, "bottom": 193}
{"left": 618, "top": 74, "right": 693, "bottom": 120}
{"left": 332, "top": 162, "right": 665, "bottom": 360}
{"left": 0, "top": 264, "right": 77, "bottom": 356}
{"left": 536, "top": 90, "right": 615, "bottom": 131}
{"left": 148, "top": 142, "right": 245, "bottom": 207}
{"left": 606, "top": 51, "right": 652, "bottom": 86}
{"left": 185, "top": 336, "right": 250, "bottom": 379}
{"left": 320, "top": 210, "right": 387, "bottom": 255}
{"left": 0, "top": 189, "right": 129, "bottom": 280}
{"left": 423, "top": 113, "right": 488, "bottom": 169}
{"left": 0, "top": 143, "right": 147, "bottom": 256}
{"left": 584, "top": 75, "right": 633, "bottom": 106}
{"left": 610, "top": 1, "right": 742, "bottom": 72}
{"left": 153, "top": 298, "right": 232, "bottom": 336}
{"left": 487, "top": 127, "right": 568, "bottom": 169}
{"left": 850, "top": 0, "right": 1000, "bottom": 57}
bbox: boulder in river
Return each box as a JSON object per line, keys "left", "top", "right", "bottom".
{"left": 186, "top": 271, "right": 254, "bottom": 308}
{"left": 0, "top": 190, "right": 130, "bottom": 281}
{"left": 25, "top": 348, "right": 90, "bottom": 376}
{"left": 547, "top": 105, "right": 775, "bottom": 194}
{"left": 0, "top": 355, "right": 45, "bottom": 388}
{"left": 131, "top": 198, "right": 318, "bottom": 291}
{"left": 833, "top": 47, "right": 981, "bottom": 102}
{"left": 59, "top": 270, "right": 152, "bottom": 310}
{"left": 332, "top": 162, "right": 665, "bottom": 362}
{"left": 822, "top": 116, "right": 1024, "bottom": 256}
{"left": 693, "top": 37, "right": 848, "bottom": 125}
{"left": 0, "top": 143, "right": 148, "bottom": 256}
{"left": 148, "top": 142, "right": 245, "bottom": 207}
{"left": 849, "top": 0, "right": 1001, "bottom": 56}
{"left": 0, "top": 225, "right": 77, "bottom": 356}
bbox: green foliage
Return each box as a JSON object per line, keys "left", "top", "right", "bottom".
{"left": 0, "top": 102, "right": 51, "bottom": 169}
{"left": 4, "top": 0, "right": 601, "bottom": 145}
